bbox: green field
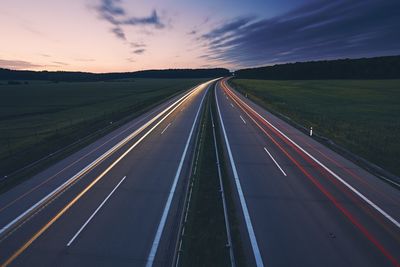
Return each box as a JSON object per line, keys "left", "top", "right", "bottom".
{"left": 230, "top": 79, "right": 400, "bottom": 177}
{"left": 0, "top": 78, "right": 205, "bottom": 181}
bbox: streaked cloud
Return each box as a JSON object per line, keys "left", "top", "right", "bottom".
{"left": 130, "top": 42, "right": 146, "bottom": 48}
{"left": 0, "top": 59, "right": 43, "bottom": 70}
{"left": 111, "top": 26, "right": 126, "bottom": 40}
{"left": 133, "top": 49, "right": 145, "bottom": 55}
{"left": 94, "top": 0, "right": 165, "bottom": 42}
{"left": 121, "top": 10, "right": 164, "bottom": 28}
{"left": 97, "top": 0, "right": 125, "bottom": 16}
{"left": 201, "top": 16, "right": 254, "bottom": 40}
{"left": 52, "top": 61, "right": 69, "bottom": 66}
{"left": 1, "top": 0, "right": 398, "bottom": 72}
{"left": 202, "top": 0, "right": 400, "bottom": 68}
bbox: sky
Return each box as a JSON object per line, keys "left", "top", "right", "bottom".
{"left": 0, "top": 0, "right": 399, "bottom": 72}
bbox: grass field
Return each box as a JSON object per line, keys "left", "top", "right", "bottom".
{"left": 230, "top": 79, "right": 400, "bottom": 177}
{"left": 0, "top": 78, "right": 205, "bottom": 180}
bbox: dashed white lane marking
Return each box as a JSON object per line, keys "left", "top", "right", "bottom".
{"left": 263, "top": 147, "right": 287, "bottom": 176}
{"left": 240, "top": 115, "right": 246, "bottom": 124}
{"left": 161, "top": 123, "right": 171, "bottom": 134}
{"left": 67, "top": 175, "right": 126, "bottom": 247}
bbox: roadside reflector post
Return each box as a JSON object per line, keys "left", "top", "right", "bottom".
{"left": 310, "top": 127, "right": 313, "bottom": 136}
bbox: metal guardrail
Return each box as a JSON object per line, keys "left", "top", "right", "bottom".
{"left": 210, "top": 104, "right": 236, "bottom": 267}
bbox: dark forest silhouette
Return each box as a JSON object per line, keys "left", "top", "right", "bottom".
{"left": 234, "top": 55, "right": 400, "bottom": 80}
{"left": 0, "top": 68, "right": 230, "bottom": 82}
{"left": 2, "top": 55, "right": 400, "bottom": 82}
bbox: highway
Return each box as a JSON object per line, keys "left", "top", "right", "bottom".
{"left": 1, "top": 77, "right": 399, "bottom": 267}
{"left": 0, "top": 79, "right": 215, "bottom": 267}
{"left": 215, "top": 78, "right": 400, "bottom": 266}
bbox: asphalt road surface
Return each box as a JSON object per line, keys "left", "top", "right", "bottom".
{"left": 0, "top": 79, "right": 216, "bottom": 267}
{"left": 1, "top": 77, "right": 399, "bottom": 267}
{"left": 215, "top": 78, "right": 400, "bottom": 266}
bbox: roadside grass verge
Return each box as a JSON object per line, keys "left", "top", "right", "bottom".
{"left": 0, "top": 78, "right": 205, "bottom": 191}
{"left": 178, "top": 90, "right": 230, "bottom": 266}
{"left": 229, "top": 79, "right": 400, "bottom": 178}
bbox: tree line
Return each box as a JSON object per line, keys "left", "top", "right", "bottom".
{"left": 0, "top": 68, "right": 230, "bottom": 82}
{"left": 234, "top": 55, "right": 400, "bottom": 80}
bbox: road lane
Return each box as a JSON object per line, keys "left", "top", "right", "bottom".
{"left": 66, "top": 175, "right": 127, "bottom": 247}
{"left": 0, "top": 83, "right": 202, "bottom": 256}
{"left": 146, "top": 84, "right": 208, "bottom": 267}
{"left": 0, "top": 79, "right": 215, "bottom": 266}
{"left": 0, "top": 83, "right": 203, "bottom": 228}
{"left": 215, "top": 79, "right": 400, "bottom": 266}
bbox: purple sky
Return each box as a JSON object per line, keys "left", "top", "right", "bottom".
{"left": 1, "top": 0, "right": 399, "bottom": 72}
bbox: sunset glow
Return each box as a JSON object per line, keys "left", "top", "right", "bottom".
{"left": 1, "top": 0, "right": 399, "bottom": 72}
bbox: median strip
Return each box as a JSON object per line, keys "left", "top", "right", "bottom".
{"left": 175, "top": 88, "right": 233, "bottom": 267}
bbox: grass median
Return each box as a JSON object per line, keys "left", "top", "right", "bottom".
{"left": 178, "top": 91, "right": 231, "bottom": 266}
{"left": 229, "top": 79, "right": 400, "bottom": 177}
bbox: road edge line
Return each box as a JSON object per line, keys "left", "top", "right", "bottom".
{"left": 215, "top": 82, "right": 264, "bottom": 267}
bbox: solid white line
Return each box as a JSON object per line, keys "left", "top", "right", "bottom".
{"left": 67, "top": 176, "right": 127, "bottom": 247}
{"left": 263, "top": 147, "right": 287, "bottom": 176}
{"left": 0, "top": 81, "right": 203, "bottom": 237}
{"left": 215, "top": 84, "right": 264, "bottom": 267}
{"left": 240, "top": 115, "right": 246, "bottom": 124}
{"left": 161, "top": 123, "right": 171, "bottom": 134}
{"left": 228, "top": 85, "right": 400, "bottom": 229}
{"left": 145, "top": 81, "right": 212, "bottom": 267}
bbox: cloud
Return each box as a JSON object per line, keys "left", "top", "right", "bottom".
{"left": 0, "top": 59, "right": 43, "bottom": 70}
{"left": 94, "top": 0, "right": 165, "bottom": 42}
{"left": 133, "top": 49, "right": 145, "bottom": 54}
{"left": 202, "top": 16, "right": 254, "bottom": 40}
{"left": 98, "top": 0, "right": 125, "bottom": 16}
{"left": 202, "top": 0, "right": 400, "bottom": 68}
{"left": 111, "top": 27, "right": 126, "bottom": 40}
{"left": 130, "top": 42, "right": 146, "bottom": 48}
{"left": 52, "top": 61, "right": 69, "bottom": 66}
{"left": 121, "top": 10, "right": 164, "bottom": 28}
